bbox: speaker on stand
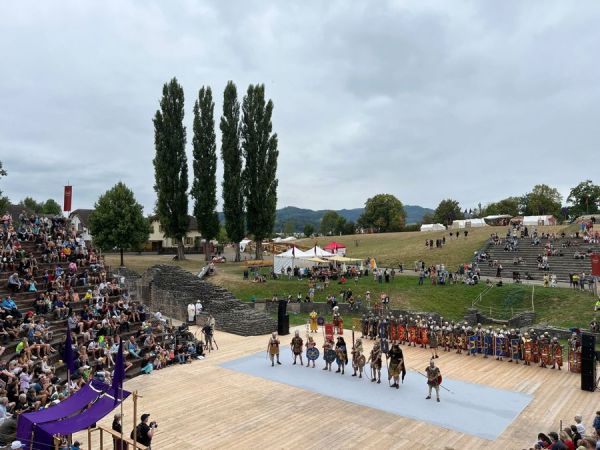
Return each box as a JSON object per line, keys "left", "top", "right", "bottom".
{"left": 277, "top": 300, "right": 290, "bottom": 335}
{"left": 581, "top": 332, "right": 597, "bottom": 392}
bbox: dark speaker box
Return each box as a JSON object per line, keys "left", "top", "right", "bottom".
{"left": 582, "top": 332, "right": 595, "bottom": 351}
{"left": 278, "top": 315, "right": 289, "bottom": 336}
{"left": 278, "top": 300, "right": 287, "bottom": 318}
{"left": 581, "top": 357, "right": 596, "bottom": 392}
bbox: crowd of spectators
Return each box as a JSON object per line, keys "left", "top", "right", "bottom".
{"left": 0, "top": 210, "right": 208, "bottom": 445}
{"left": 530, "top": 413, "right": 600, "bottom": 449}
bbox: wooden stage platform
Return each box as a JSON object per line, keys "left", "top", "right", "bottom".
{"left": 76, "top": 326, "right": 598, "bottom": 449}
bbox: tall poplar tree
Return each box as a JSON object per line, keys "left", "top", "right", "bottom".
{"left": 241, "top": 84, "right": 278, "bottom": 260}
{"left": 153, "top": 78, "right": 189, "bottom": 260}
{"left": 220, "top": 81, "right": 245, "bottom": 262}
{"left": 192, "top": 86, "right": 220, "bottom": 261}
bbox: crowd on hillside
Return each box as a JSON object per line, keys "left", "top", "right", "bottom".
{"left": 0, "top": 210, "right": 208, "bottom": 444}
{"left": 530, "top": 413, "right": 600, "bottom": 449}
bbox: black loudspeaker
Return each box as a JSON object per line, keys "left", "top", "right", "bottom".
{"left": 582, "top": 333, "right": 596, "bottom": 360}
{"left": 278, "top": 300, "right": 287, "bottom": 319}
{"left": 581, "top": 333, "right": 597, "bottom": 392}
{"left": 277, "top": 300, "right": 289, "bottom": 335}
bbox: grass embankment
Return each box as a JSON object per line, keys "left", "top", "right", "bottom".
{"left": 106, "top": 224, "right": 594, "bottom": 329}
{"left": 295, "top": 225, "right": 567, "bottom": 269}
{"left": 209, "top": 263, "right": 595, "bottom": 329}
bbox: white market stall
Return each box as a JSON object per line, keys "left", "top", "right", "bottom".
{"left": 420, "top": 223, "right": 446, "bottom": 232}
{"left": 451, "top": 219, "right": 487, "bottom": 229}
{"left": 273, "top": 245, "right": 334, "bottom": 273}
{"left": 522, "top": 215, "right": 557, "bottom": 226}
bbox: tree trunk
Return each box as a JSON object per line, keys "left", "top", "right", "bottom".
{"left": 234, "top": 242, "right": 241, "bottom": 262}
{"left": 120, "top": 248, "right": 124, "bottom": 267}
{"left": 177, "top": 239, "right": 186, "bottom": 260}
{"left": 255, "top": 240, "right": 263, "bottom": 261}
{"left": 205, "top": 240, "right": 211, "bottom": 262}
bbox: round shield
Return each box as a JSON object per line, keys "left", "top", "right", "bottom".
{"left": 317, "top": 316, "right": 325, "bottom": 326}
{"left": 324, "top": 349, "right": 337, "bottom": 363}
{"left": 437, "top": 375, "right": 443, "bottom": 385}
{"left": 357, "top": 354, "right": 366, "bottom": 368}
{"left": 306, "top": 347, "right": 320, "bottom": 361}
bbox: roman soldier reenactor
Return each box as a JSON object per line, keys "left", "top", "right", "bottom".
{"left": 550, "top": 337, "right": 563, "bottom": 370}
{"left": 368, "top": 315, "right": 378, "bottom": 340}
{"left": 455, "top": 326, "right": 464, "bottom": 354}
{"left": 305, "top": 336, "right": 317, "bottom": 368}
{"left": 267, "top": 332, "right": 281, "bottom": 367}
{"left": 429, "top": 325, "right": 439, "bottom": 359}
{"left": 332, "top": 306, "right": 342, "bottom": 335}
{"left": 322, "top": 337, "right": 334, "bottom": 371}
{"left": 367, "top": 341, "right": 382, "bottom": 383}
{"left": 539, "top": 332, "right": 550, "bottom": 368}
{"left": 351, "top": 338, "right": 364, "bottom": 378}
{"left": 361, "top": 314, "right": 369, "bottom": 338}
{"left": 290, "top": 330, "right": 304, "bottom": 365}
{"left": 522, "top": 332, "right": 533, "bottom": 365}
{"left": 309, "top": 310, "right": 319, "bottom": 333}
{"left": 569, "top": 332, "right": 582, "bottom": 373}
{"left": 387, "top": 343, "right": 405, "bottom": 389}
{"left": 425, "top": 359, "right": 442, "bottom": 402}
{"left": 335, "top": 336, "right": 348, "bottom": 374}
{"left": 389, "top": 315, "right": 398, "bottom": 342}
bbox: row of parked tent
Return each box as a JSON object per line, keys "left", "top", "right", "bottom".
{"left": 420, "top": 215, "right": 557, "bottom": 232}
{"left": 273, "top": 243, "right": 361, "bottom": 273}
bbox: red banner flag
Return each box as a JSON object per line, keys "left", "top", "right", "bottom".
{"left": 63, "top": 186, "right": 72, "bottom": 212}
{"left": 592, "top": 253, "right": 600, "bottom": 277}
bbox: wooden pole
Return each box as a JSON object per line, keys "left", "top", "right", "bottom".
{"left": 133, "top": 390, "right": 138, "bottom": 450}
{"left": 120, "top": 385, "right": 124, "bottom": 450}
{"left": 87, "top": 426, "right": 91, "bottom": 449}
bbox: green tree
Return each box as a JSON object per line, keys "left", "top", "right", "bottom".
{"left": 320, "top": 211, "right": 341, "bottom": 235}
{"left": 42, "top": 199, "right": 62, "bottom": 215}
{"left": 341, "top": 220, "right": 356, "bottom": 236}
{"left": 0, "top": 161, "right": 8, "bottom": 214}
{"left": 522, "top": 184, "right": 562, "bottom": 219}
{"left": 220, "top": 81, "right": 245, "bottom": 262}
{"left": 89, "top": 182, "right": 149, "bottom": 267}
{"left": 567, "top": 180, "right": 600, "bottom": 217}
{"left": 191, "top": 86, "right": 220, "bottom": 261}
{"left": 482, "top": 197, "right": 521, "bottom": 217}
{"left": 433, "top": 199, "right": 464, "bottom": 226}
{"left": 421, "top": 212, "right": 434, "bottom": 224}
{"left": 303, "top": 223, "right": 315, "bottom": 237}
{"left": 153, "top": 77, "right": 189, "bottom": 260}
{"left": 358, "top": 194, "right": 406, "bottom": 232}
{"left": 242, "top": 84, "right": 279, "bottom": 260}
{"left": 283, "top": 220, "right": 295, "bottom": 235}
{"left": 20, "top": 196, "right": 43, "bottom": 213}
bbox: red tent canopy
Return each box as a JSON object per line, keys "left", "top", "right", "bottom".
{"left": 323, "top": 242, "right": 346, "bottom": 251}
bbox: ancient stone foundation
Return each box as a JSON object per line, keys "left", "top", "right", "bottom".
{"left": 132, "top": 265, "right": 277, "bottom": 336}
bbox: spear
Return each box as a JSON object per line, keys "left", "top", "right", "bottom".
{"left": 409, "top": 367, "right": 454, "bottom": 394}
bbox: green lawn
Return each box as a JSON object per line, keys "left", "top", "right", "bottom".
{"left": 210, "top": 263, "right": 596, "bottom": 329}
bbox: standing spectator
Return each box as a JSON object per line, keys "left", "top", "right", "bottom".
{"left": 547, "top": 432, "right": 567, "bottom": 450}
{"left": 593, "top": 411, "right": 600, "bottom": 437}
{"left": 574, "top": 415, "right": 586, "bottom": 435}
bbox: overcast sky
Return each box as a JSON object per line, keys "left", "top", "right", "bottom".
{"left": 1, "top": 1, "right": 599, "bottom": 214}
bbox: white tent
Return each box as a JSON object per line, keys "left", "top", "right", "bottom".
{"left": 420, "top": 223, "right": 446, "bottom": 232}
{"left": 272, "top": 236, "right": 297, "bottom": 243}
{"left": 522, "top": 215, "right": 557, "bottom": 226}
{"left": 451, "top": 219, "right": 487, "bottom": 229}
{"left": 303, "top": 245, "right": 334, "bottom": 258}
{"left": 239, "top": 239, "right": 252, "bottom": 253}
{"left": 273, "top": 246, "right": 333, "bottom": 273}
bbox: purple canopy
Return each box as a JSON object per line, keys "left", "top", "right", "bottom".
{"left": 36, "top": 387, "right": 131, "bottom": 449}
{"left": 16, "top": 380, "right": 130, "bottom": 449}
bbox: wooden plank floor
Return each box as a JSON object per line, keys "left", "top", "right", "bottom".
{"left": 75, "top": 326, "right": 598, "bottom": 449}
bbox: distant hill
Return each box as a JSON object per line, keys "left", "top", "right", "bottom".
{"left": 219, "top": 205, "right": 434, "bottom": 233}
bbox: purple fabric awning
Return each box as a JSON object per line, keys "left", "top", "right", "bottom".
{"left": 16, "top": 380, "right": 130, "bottom": 450}
{"left": 17, "top": 380, "right": 109, "bottom": 448}
{"left": 36, "top": 387, "right": 131, "bottom": 449}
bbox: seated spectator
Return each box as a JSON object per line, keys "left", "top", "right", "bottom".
{"left": 127, "top": 336, "right": 141, "bottom": 359}
{"left": 6, "top": 273, "right": 21, "bottom": 293}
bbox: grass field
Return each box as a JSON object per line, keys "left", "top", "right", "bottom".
{"left": 105, "top": 253, "right": 597, "bottom": 329}
{"left": 294, "top": 225, "right": 567, "bottom": 269}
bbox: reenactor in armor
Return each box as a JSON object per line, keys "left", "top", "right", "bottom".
{"left": 429, "top": 325, "right": 440, "bottom": 359}
{"left": 522, "top": 332, "right": 533, "bottom": 365}
{"left": 483, "top": 328, "right": 493, "bottom": 358}
{"left": 361, "top": 314, "right": 369, "bottom": 338}
{"left": 455, "top": 326, "right": 464, "bottom": 354}
{"left": 367, "top": 341, "right": 383, "bottom": 383}
{"left": 378, "top": 317, "right": 389, "bottom": 340}
{"left": 351, "top": 338, "right": 365, "bottom": 378}
{"left": 389, "top": 315, "right": 398, "bottom": 342}
{"left": 398, "top": 315, "right": 407, "bottom": 344}
{"left": 420, "top": 318, "right": 430, "bottom": 349}
{"left": 550, "top": 337, "right": 563, "bottom": 370}
{"left": 539, "top": 332, "right": 551, "bottom": 368}
{"left": 322, "top": 337, "right": 334, "bottom": 371}
{"left": 368, "top": 315, "right": 378, "bottom": 340}
{"left": 530, "top": 329, "right": 540, "bottom": 364}
{"left": 466, "top": 326, "right": 476, "bottom": 356}
{"left": 474, "top": 323, "right": 485, "bottom": 355}
{"left": 569, "top": 332, "right": 582, "bottom": 373}
{"left": 388, "top": 343, "right": 405, "bottom": 389}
